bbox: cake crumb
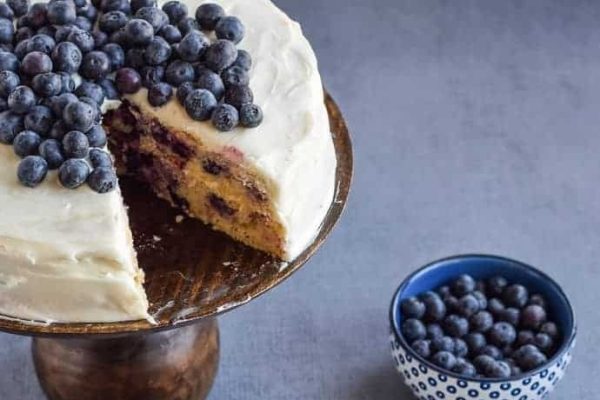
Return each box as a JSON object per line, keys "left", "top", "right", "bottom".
{"left": 175, "top": 215, "right": 185, "bottom": 223}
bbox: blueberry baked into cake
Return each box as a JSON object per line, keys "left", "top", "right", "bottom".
{"left": 0, "top": 0, "right": 336, "bottom": 322}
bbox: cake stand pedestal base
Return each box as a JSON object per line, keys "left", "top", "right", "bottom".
{"left": 32, "top": 319, "right": 219, "bottom": 400}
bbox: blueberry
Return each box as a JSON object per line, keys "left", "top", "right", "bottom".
{"left": 475, "top": 280, "right": 486, "bottom": 293}
{"left": 240, "top": 104, "right": 264, "bottom": 130}
{"left": 58, "top": 158, "right": 90, "bottom": 189}
{"left": 62, "top": 130, "right": 89, "bottom": 158}
{"left": 161, "top": 0, "right": 186, "bottom": 24}
{"left": 80, "top": 50, "right": 110, "bottom": 80}
{"left": 0, "top": 51, "right": 19, "bottom": 72}
{"left": 431, "top": 351, "right": 457, "bottom": 371}
{"left": 487, "top": 298, "right": 505, "bottom": 316}
{"left": 479, "top": 344, "right": 502, "bottom": 360}
{"left": 16, "top": 26, "right": 34, "bottom": 42}
{"left": 402, "top": 318, "right": 426, "bottom": 342}
{"left": 79, "top": 96, "right": 101, "bottom": 122}
{"left": 49, "top": 42, "right": 81, "bottom": 74}
{"left": 76, "top": 3, "right": 97, "bottom": 21}
{"left": 97, "top": 79, "right": 118, "bottom": 100}
{"left": 158, "top": 24, "right": 181, "bottom": 43}
{"left": 221, "top": 65, "right": 249, "bottom": 88}
{"left": 426, "top": 323, "right": 444, "bottom": 340}
{"left": 101, "top": 43, "right": 124, "bottom": 70}
{"left": 125, "top": 47, "right": 145, "bottom": 69}
{"left": 453, "top": 338, "right": 468, "bottom": 357}
{"left": 124, "top": 18, "right": 154, "bottom": 47}
{"left": 58, "top": 72, "right": 76, "bottom": 93}
{"left": 469, "top": 310, "right": 493, "bottom": 333}
{"left": 7, "top": 0, "right": 29, "bottom": 17}
{"left": 14, "top": 40, "right": 30, "bottom": 61}
{"left": 215, "top": 16, "right": 244, "bottom": 44}
{"left": 431, "top": 336, "right": 455, "bottom": 353}
{"left": 0, "top": 70, "right": 20, "bottom": 97}
{"left": 92, "top": 30, "right": 107, "bottom": 48}
{"left": 67, "top": 28, "right": 95, "bottom": 53}
{"left": 63, "top": 101, "right": 94, "bottom": 132}
{"left": 15, "top": 14, "right": 29, "bottom": 28}
{"left": 130, "top": 0, "right": 155, "bottom": 13}
{"left": 176, "top": 81, "right": 194, "bottom": 104}
{"left": 498, "top": 307, "right": 520, "bottom": 326}
{"left": 24, "top": 105, "right": 53, "bottom": 134}
{"left": 540, "top": 322, "right": 559, "bottom": 339}
{"left": 0, "top": 98, "right": 6, "bottom": 112}
{"left": 516, "top": 330, "right": 536, "bottom": 347}
{"left": 450, "top": 274, "right": 475, "bottom": 297}
{"left": 147, "top": 82, "right": 173, "bottom": 107}
{"left": 534, "top": 333, "right": 554, "bottom": 354}
{"left": 464, "top": 332, "right": 487, "bottom": 355}
{"left": 37, "top": 139, "right": 64, "bottom": 169}
{"left": 420, "top": 291, "right": 447, "bottom": 323}
{"left": 135, "top": 6, "right": 168, "bottom": 33}
{"left": 99, "top": 10, "right": 128, "bottom": 33}
{"left": 115, "top": 67, "right": 142, "bottom": 94}
{"left": 31, "top": 72, "right": 61, "bottom": 97}
{"left": 49, "top": 92, "right": 77, "bottom": 116}
{"left": 89, "top": 148, "right": 112, "bottom": 168}
{"left": 514, "top": 344, "right": 547, "bottom": 371}
{"left": 48, "top": 119, "right": 68, "bottom": 140}
{"left": 457, "top": 294, "right": 480, "bottom": 317}
{"left": 435, "top": 285, "right": 451, "bottom": 298}
{"left": 519, "top": 305, "right": 546, "bottom": 330}
{"left": 488, "top": 322, "right": 517, "bottom": 347}
{"left": 443, "top": 314, "right": 469, "bottom": 338}
{"left": 8, "top": 86, "right": 35, "bottom": 115}
{"left": 196, "top": 67, "right": 225, "bottom": 99}
{"left": 100, "top": 0, "right": 130, "bottom": 14}
{"left": 0, "top": 17, "right": 13, "bottom": 43}
{"left": 528, "top": 294, "right": 547, "bottom": 309}
{"left": 400, "top": 296, "right": 426, "bottom": 319}
{"left": 471, "top": 290, "right": 488, "bottom": 310}
{"left": 452, "top": 358, "right": 476, "bottom": 377}
{"left": 0, "top": 2, "right": 14, "bottom": 19}
{"left": 411, "top": 339, "right": 431, "bottom": 359}
{"left": 85, "top": 124, "right": 106, "bottom": 147}
{"left": 195, "top": 3, "right": 224, "bottom": 31}
{"left": 17, "top": 155, "right": 47, "bottom": 187}
{"left": 473, "top": 354, "right": 496, "bottom": 374}
{"left": 204, "top": 39, "right": 237, "bottom": 72}
{"left": 13, "top": 130, "right": 40, "bottom": 157}
{"left": 74, "top": 15, "right": 92, "bottom": 31}
{"left": 225, "top": 86, "right": 255, "bottom": 112}
{"left": 485, "top": 360, "right": 511, "bottom": 378}
{"left": 0, "top": 111, "right": 24, "bottom": 144}
{"left": 139, "top": 65, "right": 164, "bottom": 88}
{"left": 27, "top": 3, "right": 47, "bottom": 29}
{"left": 87, "top": 166, "right": 117, "bottom": 193}
{"left": 145, "top": 36, "right": 172, "bottom": 65}
{"left": 54, "top": 24, "right": 76, "bottom": 42}
{"left": 233, "top": 49, "right": 252, "bottom": 71}
{"left": 75, "top": 81, "right": 104, "bottom": 105}
{"left": 177, "top": 16, "right": 198, "bottom": 35}
{"left": 0, "top": 42, "right": 11, "bottom": 51}
{"left": 47, "top": 0, "right": 76, "bottom": 25}
{"left": 487, "top": 276, "right": 508, "bottom": 297}
{"left": 177, "top": 31, "right": 209, "bottom": 62}
{"left": 165, "top": 59, "right": 195, "bottom": 86}
{"left": 211, "top": 103, "right": 238, "bottom": 131}
{"left": 503, "top": 284, "right": 528, "bottom": 308}
{"left": 108, "top": 27, "right": 127, "bottom": 47}
{"left": 442, "top": 293, "right": 460, "bottom": 313}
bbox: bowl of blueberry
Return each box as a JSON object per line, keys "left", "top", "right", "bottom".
{"left": 389, "top": 254, "right": 576, "bottom": 400}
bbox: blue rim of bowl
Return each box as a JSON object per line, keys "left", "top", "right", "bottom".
{"left": 389, "top": 253, "right": 577, "bottom": 383}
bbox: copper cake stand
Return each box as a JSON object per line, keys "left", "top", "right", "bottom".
{"left": 0, "top": 92, "right": 352, "bottom": 400}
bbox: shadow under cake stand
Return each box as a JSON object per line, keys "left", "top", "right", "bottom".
{"left": 0, "top": 92, "right": 353, "bottom": 400}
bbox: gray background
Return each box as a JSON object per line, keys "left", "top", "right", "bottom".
{"left": 1, "top": 0, "right": 599, "bottom": 398}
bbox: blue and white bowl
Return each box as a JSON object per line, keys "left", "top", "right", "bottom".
{"left": 389, "top": 254, "right": 576, "bottom": 400}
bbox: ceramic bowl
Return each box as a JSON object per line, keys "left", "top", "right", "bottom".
{"left": 389, "top": 254, "right": 576, "bottom": 400}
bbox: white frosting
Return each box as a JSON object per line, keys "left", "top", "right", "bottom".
{"left": 129, "top": 0, "right": 337, "bottom": 260}
{"left": 0, "top": 0, "right": 335, "bottom": 323}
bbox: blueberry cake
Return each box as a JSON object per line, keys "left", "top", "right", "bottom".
{"left": 0, "top": 0, "right": 336, "bottom": 322}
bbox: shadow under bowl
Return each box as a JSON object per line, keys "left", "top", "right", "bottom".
{"left": 389, "top": 254, "right": 576, "bottom": 400}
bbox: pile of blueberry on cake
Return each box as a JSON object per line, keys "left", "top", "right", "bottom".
{"left": 0, "top": 0, "right": 262, "bottom": 192}
{"left": 401, "top": 274, "right": 560, "bottom": 379}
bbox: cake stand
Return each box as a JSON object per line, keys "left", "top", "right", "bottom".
{"left": 0, "top": 92, "right": 353, "bottom": 400}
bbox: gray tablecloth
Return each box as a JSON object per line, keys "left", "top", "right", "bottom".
{"left": 1, "top": 0, "right": 598, "bottom": 398}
